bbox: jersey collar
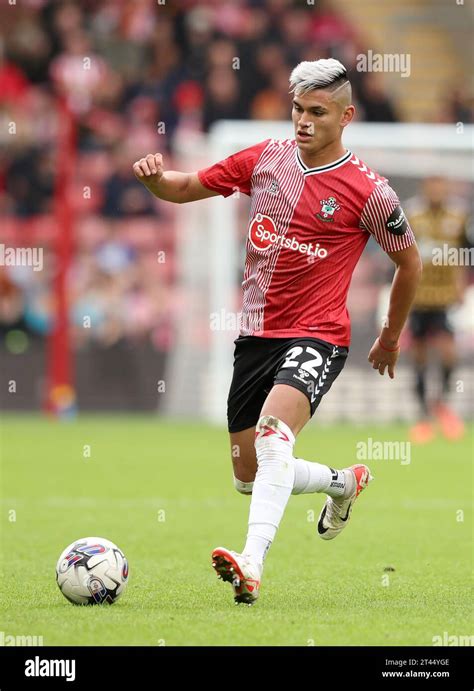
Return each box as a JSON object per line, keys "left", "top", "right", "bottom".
{"left": 296, "top": 147, "right": 352, "bottom": 175}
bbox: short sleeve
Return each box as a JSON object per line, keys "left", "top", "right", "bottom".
{"left": 197, "top": 139, "right": 270, "bottom": 198}
{"left": 361, "top": 183, "right": 416, "bottom": 253}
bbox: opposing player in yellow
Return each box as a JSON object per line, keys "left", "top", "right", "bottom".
{"left": 405, "top": 177, "right": 469, "bottom": 442}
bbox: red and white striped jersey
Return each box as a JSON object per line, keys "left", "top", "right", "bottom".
{"left": 197, "top": 138, "right": 415, "bottom": 346}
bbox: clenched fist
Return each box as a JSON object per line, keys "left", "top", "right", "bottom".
{"left": 133, "top": 153, "right": 164, "bottom": 189}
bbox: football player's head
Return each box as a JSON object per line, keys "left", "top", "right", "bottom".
{"left": 422, "top": 176, "right": 449, "bottom": 207}
{"left": 289, "top": 59, "right": 355, "bottom": 154}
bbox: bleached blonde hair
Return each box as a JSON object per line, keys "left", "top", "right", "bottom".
{"left": 289, "top": 58, "right": 351, "bottom": 104}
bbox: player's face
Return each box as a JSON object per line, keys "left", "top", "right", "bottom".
{"left": 422, "top": 177, "right": 448, "bottom": 206}
{"left": 292, "top": 90, "right": 351, "bottom": 154}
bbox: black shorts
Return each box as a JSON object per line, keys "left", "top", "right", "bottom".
{"left": 409, "top": 309, "right": 453, "bottom": 339}
{"left": 227, "top": 336, "right": 348, "bottom": 433}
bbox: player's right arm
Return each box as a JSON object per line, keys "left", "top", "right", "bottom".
{"left": 133, "top": 153, "right": 218, "bottom": 204}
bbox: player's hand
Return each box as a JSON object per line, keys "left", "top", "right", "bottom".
{"left": 133, "top": 153, "right": 164, "bottom": 188}
{"left": 368, "top": 337, "right": 400, "bottom": 379}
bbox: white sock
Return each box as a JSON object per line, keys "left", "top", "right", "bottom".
{"left": 242, "top": 416, "right": 295, "bottom": 567}
{"left": 292, "top": 458, "right": 353, "bottom": 498}
{"left": 237, "top": 460, "right": 355, "bottom": 499}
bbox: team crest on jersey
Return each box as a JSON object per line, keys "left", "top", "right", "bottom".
{"left": 267, "top": 180, "right": 279, "bottom": 195}
{"left": 316, "top": 196, "right": 341, "bottom": 222}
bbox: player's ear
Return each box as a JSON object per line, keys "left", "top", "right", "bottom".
{"left": 340, "top": 105, "right": 355, "bottom": 128}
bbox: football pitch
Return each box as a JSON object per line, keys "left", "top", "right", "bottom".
{"left": 0, "top": 415, "right": 472, "bottom": 647}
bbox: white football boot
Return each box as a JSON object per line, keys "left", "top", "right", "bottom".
{"left": 211, "top": 547, "right": 261, "bottom": 605}
{"left": 317, "top": 464, "right": 373, "bottom": 540}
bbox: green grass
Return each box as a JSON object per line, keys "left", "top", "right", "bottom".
{"left": 0, "top": 415, "right": 472, "bottom": 646}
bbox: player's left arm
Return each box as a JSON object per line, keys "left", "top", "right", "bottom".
{"left": 368, "top": 243, "right": 422, "bottom": 378}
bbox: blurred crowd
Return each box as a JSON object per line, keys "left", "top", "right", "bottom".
{"left": 0, "top": 220, "right": 176, "bottom": 350}
{"left": 0, "top": 0, "right": 472, "bottom": 349}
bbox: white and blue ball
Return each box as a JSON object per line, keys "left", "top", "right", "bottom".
{"left": 56, "top": 537, "right": 129, "bottom": 605}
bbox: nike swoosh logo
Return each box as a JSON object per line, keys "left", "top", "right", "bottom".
{"left": 340, "top": 502, "right": 353, "bottom": 521}
{"left": 317, "top": 505, "right": 329, "bottom": 534}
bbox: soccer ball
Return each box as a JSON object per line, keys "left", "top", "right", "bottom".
{"left": 56, "top": 537, "right": 129, "bottom": 605}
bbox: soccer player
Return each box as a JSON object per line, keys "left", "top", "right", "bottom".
{"left": 405, "top": 176, "right": 468, "bottom": 443}
{"left": 133, "top": 59, "right": 422, "bottom": 605}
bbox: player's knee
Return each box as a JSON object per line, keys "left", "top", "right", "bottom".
{"left": 254, "top": 416, "right": 295, "bottom": 491}
{"left": 255, "top": 415, "right": 295, "bottom": 455}
{"left": 233, "top": 475, "right": 254, "bottom": 495}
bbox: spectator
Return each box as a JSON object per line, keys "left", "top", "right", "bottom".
{"left": 203, "top": 67, "right": 246, "bottom": 130}
{"left": 357, "top": 74, "right": 399, "bottom": 122}
{"left": 101, "top": 148, "right": 159, "bottom": 218}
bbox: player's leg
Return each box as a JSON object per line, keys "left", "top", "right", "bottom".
{"left": 248, "top": 383, "right": 371, "bottom": 550}
{"left": 230, "top": 419, "right": 367, "bottom": 499}
{"left": 230, "top": 341, "right": 374, "bottom": 508}
{"left": 409, "top": 310, "right": 435, "bottom": 443}
{"left": 214, "top": 384, "right": 308, "bottom": 604}
{"left": 232, "top": 337, "right": 371, "bottom": 508}
{"left": 240, "top": 383, "right": 309, "bottom": 564}
{"left": 413, "top": 339, "right": 429, "bottom": 415}
{"left": 229, "top": 386, "right": 348, "bottom": 497}
{"left": 432, "top": 325, "right": 464, "bottom": 439}
{"left": 262, "top": 342, "right": 371, "bottom": 544}
{"left": 225, "top": 335, "right": 271, "bottom": 493}
{"left": 437, "top": 330, "right": 456, "bottom": 396}
{"left": 230, "top": 427, "right": 256, "bottom": 492}
{"left": 213, "top": 335, "right": 278, "bottom": 603}
{"left": 214, "top": 339, "right": 371, "bottom": 604}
